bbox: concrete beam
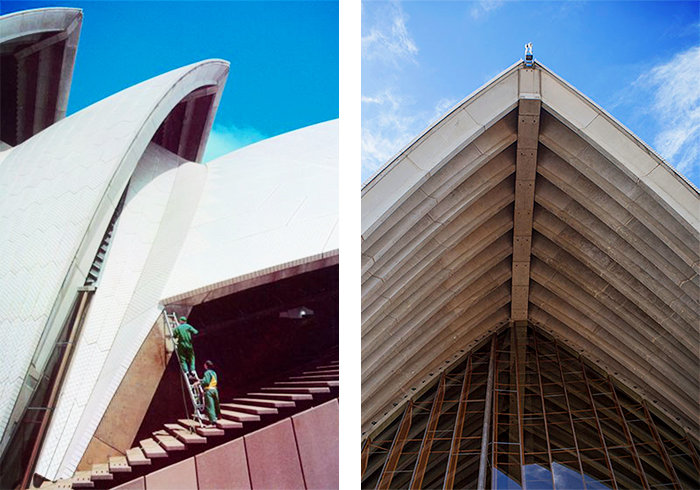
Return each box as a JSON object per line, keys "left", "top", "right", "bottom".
{"left": 511, "top": 99, "right": 540, "bottom": 321}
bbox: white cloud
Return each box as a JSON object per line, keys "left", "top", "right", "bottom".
{"left": 361, "top": 90, "right": 461, "bottom": 180}
{"left": 203, "top": 123, "right": 267, "bottom": 163}
{"left": 640, "top": 45, "right": 700, "bottom": 176}
{"left": 362, "top": 1, "right": 418, "bottom": 67}
{"left": 470, "top": 0, "right": 504, "bottom": 20}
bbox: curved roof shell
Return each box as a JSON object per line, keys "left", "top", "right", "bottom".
{"left": 162, "top": 119, "right": 339, "bottom": 307}
{"left": 36, "top": 118, "right": 338, "bottom": 481}
{"left": 0, "top": 59, "right": 229, "bottom": 464}
{"left": 361, "top": 61, "right": 700, "bottom": 440}
{"left": 0, "top": 8, "right": 82, "bottom": 146}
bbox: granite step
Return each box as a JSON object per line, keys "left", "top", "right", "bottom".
{"left": 177, "top": 418, "right": 224, "bottom": 437}
{"left": 108, "top": 456, "right": 131, "bottom": 473}
{"left": 246, "top": 392, "right": 313, "bottom": 401}
{"left": 220, "top": 403, "right": 278, "bottom": 415}
{"left": 164, "top": 423, "right": 207, "bottom": 444}
{"left": 232, "top": 397, "right": 296, "bottom": 408}
{"left": 220, "top": 409, "right": 261, "bottom": 423}
{"left": 139, "top": 438, "right": 167, "bottom": 459}
{"left": 260, "top": 386, "right": 330, "bottom": 394}
{"left": 90, "top": 463, "right": 112, "bottom": 481}
{"left": 126, "top": 447, "right": 151, "bottom": 466}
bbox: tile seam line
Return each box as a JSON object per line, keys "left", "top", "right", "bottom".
{"left": 290, "top": 416, "right": 309, "bottom": 490}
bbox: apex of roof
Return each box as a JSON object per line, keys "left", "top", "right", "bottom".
{"left": 361, "top": 60, "right": 698, "bottom": 237}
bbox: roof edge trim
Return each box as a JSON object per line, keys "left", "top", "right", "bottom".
{"left": 361, "top": 60, "right": 522, "bottom": 193}
{"left": 161, "top": 250, "right": 339, "bottom": 307}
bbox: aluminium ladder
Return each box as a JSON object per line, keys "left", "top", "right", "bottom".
{"left": 163, "top": 311, "right": 206, "bottom": 425}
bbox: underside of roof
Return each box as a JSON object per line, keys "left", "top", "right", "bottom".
{"left": 0, "top": 8, "right": 82, "bottom": 146}
{"left": 361, "top": 61, "right": 700, "bottom": 441}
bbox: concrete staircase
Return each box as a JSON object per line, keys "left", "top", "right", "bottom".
{"left": 38, "top": 355, "right": 338, "bottom": 489}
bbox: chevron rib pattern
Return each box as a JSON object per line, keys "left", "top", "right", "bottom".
{"left": 361, "top": 62, "right": 700, "bottom": 444}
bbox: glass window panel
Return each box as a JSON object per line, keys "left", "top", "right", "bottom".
{"left": 494, "top": 466, "right": 524, "bottom": 490}
{"left": 524, "top": 461, "right": 555, "bottom": 490}
{"left": 583, "top": 476, "right": 614, "bottom": 490}
{"left": 363, "top": 326, "right": 700, "bottom": 490}
{"left": 523, "top": 418, "right": 548, "bottom": 454}
{"left": 610, "top": 455, "right": 644, "bottom": 488}
{"left": 580, "top": 448, "right": 613, "bottom": 485}
{"left": 574, "top": 420, "right": 601, "bottom": 449}
{"left": 552, "top": 461, "right": 585, "bottom": 490}
{"left": 566, "top": 380, "right": 587, "bottom": 394}
{"left": 524, "top": 393, "right": 543, "bottom": 414}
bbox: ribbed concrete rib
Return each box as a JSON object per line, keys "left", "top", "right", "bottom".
{"left": 538, "top": 112, "right": 699, "bottom": 268}
{"left": 536, "top": 146, "right": 697, "bottom": 294}
{"left": 361, "top": 62, "right": 699, "bottom": 440}
{"left": 511, "top": 98, "right": 540, "bottom": 321}
{"left": 533, "top": 206, "right": 697, "bottom": 353}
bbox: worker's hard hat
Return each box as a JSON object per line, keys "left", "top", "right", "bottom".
{"left": 179, "top": 316, "right": 187, "bottom": 322}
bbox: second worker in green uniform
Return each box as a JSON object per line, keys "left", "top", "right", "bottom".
{"left": 200, "top": 360, "right": 221, "bottom": 424}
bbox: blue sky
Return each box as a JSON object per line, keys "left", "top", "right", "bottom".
{"left": 2, "top": 1, "right": 339, "bottom": 162}
{"left": 362, "top": 1, "right": 700, "bottom": 187}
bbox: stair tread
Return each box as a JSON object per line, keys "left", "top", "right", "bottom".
{"left": 220, "top": 403, "right": 278, "bottom": 415}
{"left": 303, "top": 369, "right": 338, "bottom": 375}
{"left": 71, "top": 471, "right": 94, "bottom": 488}
{"left": 275, "top": 380, "right": 338, "bottom": 387}
{"left": 220, "top": 409, "right": 261, "bottom": 422}
{"left": 177, "top": 418, "right": 225, "bottom": 437}
{"left": 165, "top": 423, "right": 207, "bottom": 444}
{"left": 260, "top": 386, "right": 330, "bottom": 393}
{"left": 200, "top": 415, "right": 244, "bottom": 429}
{"left": 154, "top": 433, "right": 186, "bottom": 451}
{"left": 247, "top": 392, "right": 313, "bottom": 400}
{"left": 91, "top": 463, "right": 113, "bottom": 481}
{"left": 290, "top": 374, "right": 338, "bottom": 380}
{"left": 108, "top": 456, "right": 131, "bottom": 473}
{"left": 139, "top": 438, "right": 168, "bottom": 458}
{"left": 233, "top": 397, "right": 296, "bottom": 408}
{"left": 126, "top": 447, "right": 151, "bottom": 466}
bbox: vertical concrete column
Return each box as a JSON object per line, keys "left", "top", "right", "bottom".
{"left": 511, "top": 66, "right": 541, "bottom": 322}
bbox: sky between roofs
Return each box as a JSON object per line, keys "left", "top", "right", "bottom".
{"left": 362, "top": 1, "right": 700, "bottom": 188}
{"left": 1, "top": 1, "right": 339, "bottom": 163}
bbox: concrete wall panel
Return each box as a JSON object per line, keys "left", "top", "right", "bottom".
{"left": 112, "top": 477, "right": 145, "bottom": 490}
{"left": 292, "top": 400, "right": 340, "bottom": 489}
{"left": 196, "top": 438, "right": 251, "bottom": 490}
{"left": 145, "top": 457, "right": 197, "bottom": 490}
{"left": 244, "top": 419, "right": 305, "bottom": 490}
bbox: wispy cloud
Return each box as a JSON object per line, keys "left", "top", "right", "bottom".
{"left": 362, "top": 89, "right": 418, "bottom": 176}
{"left": 362, "top": 1, "right": 418, "bottom": 67}
{"left": 203, "top": 123, "right": 267, "bottom": 163}
{"left": 470, "top": 0, "right": 504, "bottom": 20}
{"left": 362, "top": 91, "right": 461, "bottom": 179}
{"left": 362, "top": 2, "right": 462, "bottom": 181}
{"left": 637, "top": 45, "right": 700, "bottom": 177}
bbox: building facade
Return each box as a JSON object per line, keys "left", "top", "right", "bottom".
{"left": 0, "top": 7, "right": 338, "bottom": 489}
{"left": 361, "top": 59, "right": 699, "bottom": 488}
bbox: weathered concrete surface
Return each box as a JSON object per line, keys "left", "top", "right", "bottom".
{"left": 361, "top": 61, "right": 700, "bottom": 441}
{"left": 77, "top": 315, "right": 173, "bottom": 470}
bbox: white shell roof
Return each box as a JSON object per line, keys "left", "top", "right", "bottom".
{"left": 0, "top": 7, "right": 81, "bottom": 43}
{"left": 161, "top": 119, "right": 339, "bottom": 305}
{"left": 0, "top": 59, "right": 228, "bottom": 455}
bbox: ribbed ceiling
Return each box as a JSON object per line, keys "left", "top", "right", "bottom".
{"left": 361, "top": 62, "right": 700, "bottom": 442}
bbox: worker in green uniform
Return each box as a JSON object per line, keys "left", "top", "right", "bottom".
{"left": 173, "top": 316, "right": 198, "bottom": 377}
{"left": 199, "top": 360, "right": 221, "bottom": 424}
